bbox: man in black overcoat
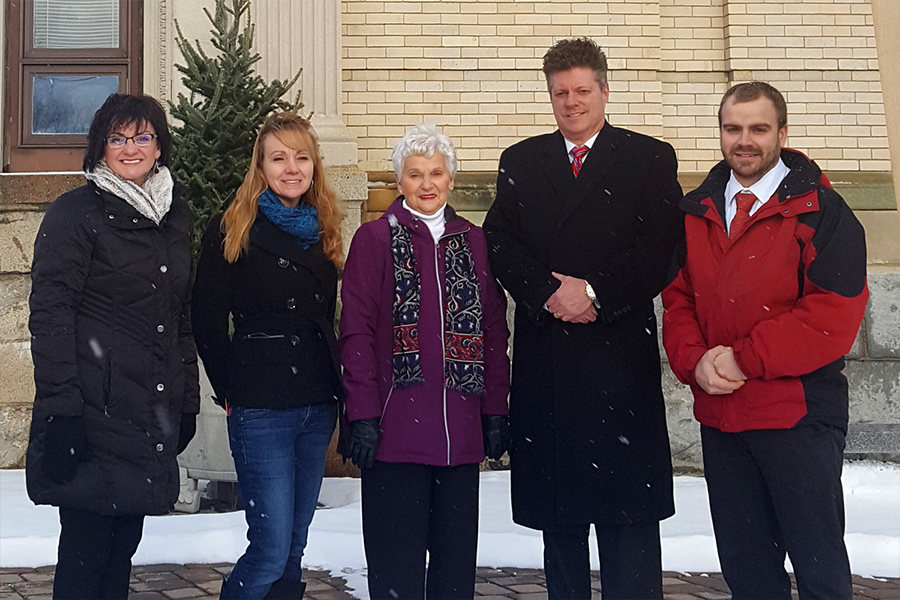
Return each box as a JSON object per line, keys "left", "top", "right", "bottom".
{"left": 483, "top": 38, "right": 684, "bottom": 599}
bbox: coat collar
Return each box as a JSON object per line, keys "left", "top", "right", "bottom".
{"left": 249, "top": 210, "right": 332, "bottom": 273}
{"left": 543, "top": 123, "right": 620, "bottom": 225}
{"left": 383, "top": 196, "right": 472, "bottom": 238}
{"left": 681, "top": 148, "right": 825, "bottom": 225}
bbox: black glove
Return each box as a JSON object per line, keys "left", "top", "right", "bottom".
{"left": 42, "top": 415, "right": 89, "bottom": 484}
{"left": 482, "top": 414, "right": 511, "bottom": 461}
{"left": 349, "top": 418, "right": 381, "bottom": 469}
{"left": 177, "top": 413, "right": 198, "bottom": 454}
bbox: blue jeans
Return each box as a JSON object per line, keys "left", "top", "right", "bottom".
{"left": 220, "top": 403, "right": 337, "bottom": 599}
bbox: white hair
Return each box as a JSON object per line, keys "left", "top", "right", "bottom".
{"left": 392, "top": 123, "right": 457, "bottom": 180}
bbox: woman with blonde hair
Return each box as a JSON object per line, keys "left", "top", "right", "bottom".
{"left": 192, "top": 112, "right": 345, "bottom": 599}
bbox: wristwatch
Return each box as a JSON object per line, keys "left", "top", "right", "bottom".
{"left": 584, "top": 280, "right": 599, "bottom": 308}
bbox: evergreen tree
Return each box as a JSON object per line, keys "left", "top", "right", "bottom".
{"left": 169, "top": 0, "right": 302, "bottom": 259}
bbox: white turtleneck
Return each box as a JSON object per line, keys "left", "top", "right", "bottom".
{"left": 403, "top": 201, "right": 447, "bottom": 242}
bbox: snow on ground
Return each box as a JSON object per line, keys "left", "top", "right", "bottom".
{"left": 1, "top": 462, "right": 898, "bottom": 598}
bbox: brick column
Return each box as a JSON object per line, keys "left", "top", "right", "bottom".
{"left": 252, "top": 0, "right": 359, "bottom": 167}
{"left": 871, "top": 0, "right": 900, "bottom": 234}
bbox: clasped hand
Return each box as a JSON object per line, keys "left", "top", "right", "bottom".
{"left": 693, "top": 345, "right": 747, "bottom": 395}
{"left": 546, "top": 272, "right": 596, "bottom": 324}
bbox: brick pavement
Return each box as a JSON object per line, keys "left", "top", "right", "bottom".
{"left": 0, "top": 565, "right": 897, "bottom": 600}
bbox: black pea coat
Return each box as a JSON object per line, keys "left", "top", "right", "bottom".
{"left": 483, "top": 124, "right": 684, "bottom": 529}
{"left": 26, "top": 182, "right": 200, "bottom": 516}
{"left": 191, "top": 212, "right": 343, "bottom": 410}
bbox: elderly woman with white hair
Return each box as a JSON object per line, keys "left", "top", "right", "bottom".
{"left": 339, "top": 123, "right": 511, "bottom": 599}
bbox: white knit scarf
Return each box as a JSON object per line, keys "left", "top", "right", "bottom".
{"left": 85, "top": 161, "right": 173, "bottom": 225}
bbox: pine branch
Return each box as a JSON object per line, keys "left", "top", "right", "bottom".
{"left": 169, "top": 0, "right": 304, "bottom": 263}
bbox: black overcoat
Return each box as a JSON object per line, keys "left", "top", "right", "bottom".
{"left": 26, "top": 182, "right": 200, "bottom": 516}
{"left": 191, "top": 212, "right": 343, "bottom": 410}
{"left": 483, "top": 124, "right": 683, "bottom": 529}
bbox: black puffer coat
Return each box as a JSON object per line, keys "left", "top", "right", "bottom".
{"left": 191, "top": 212, "right": 343, "bottom": 410}
{"left": 26, "top": 182, "right": 200, "bottom": 516}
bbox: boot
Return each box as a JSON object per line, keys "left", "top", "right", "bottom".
{"left": 263, "top": 578, "right": 307, "bottom": 599}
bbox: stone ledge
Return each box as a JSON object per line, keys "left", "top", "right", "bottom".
{"left": 367, "top": 170, "right": 895, "bottom": 212}
{"left": 0, "top": 173, "right": 83, "bottom": 209}
{"left": 845, "top": 423, "right": 900, "bottom": 455}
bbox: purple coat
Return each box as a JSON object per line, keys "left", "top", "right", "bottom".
{"left": 340, "top": 199, "right": 510, "bottom": 466}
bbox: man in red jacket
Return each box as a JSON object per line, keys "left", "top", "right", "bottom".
{"left": 662, "top": 82, "right": 868, "bottom": 600}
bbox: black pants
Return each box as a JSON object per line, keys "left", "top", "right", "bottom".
{"left": 361, "top": 461, "right": 479, "bottom": 600}
{"left": 701, "top": 423, "right": 852, "bottom": 600}
{"left": 542, "top": 521, "right": 663, "bottom": 600}
{"left": 54, "top": 506, "right": 145, "bottom": 600}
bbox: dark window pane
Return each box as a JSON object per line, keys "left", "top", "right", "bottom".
{"left": 32, "top": 75, "right": 118, "bottom": 135}
{"left": 33, "top": 0, "right": 119, "bottom": 49}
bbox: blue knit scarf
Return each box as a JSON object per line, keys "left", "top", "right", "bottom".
{"left": 257, "top": 189, "right": 321, "bottom": 249}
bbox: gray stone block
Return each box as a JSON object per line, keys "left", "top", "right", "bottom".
{"left": 0, "top": 404, "right": 31, "bottom": 468}
{"left": 0, "top": 211, "right": 43, "bottom": 274}
{"left": 847, "top": 318, "right": 866, "bottom": 359}
{"left": 845, "top": 423, "right": 900, "bottom": 454}
{"left": 864, "top": 273, "right": 900, "bottom": 359}
{"left": 845, "top": 360, "right": 900, "bottom": 424}
{"left": 662, "top": 366, "right": 703, "bottom": 470}
{"left": 0, "top": 274, "right": 30, "bottom": 343}
{"left": 0, "top": 341, "right": 35, "bottom": 407}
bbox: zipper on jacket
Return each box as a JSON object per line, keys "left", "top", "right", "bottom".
{"left": 434, "top": 239, "right": 451, "bottom": 465}
{"left": 379, "top": 387, "right": 395, "bottom": 425}
{"left": 103, "top": 347, "right": 112, "bottom": 418}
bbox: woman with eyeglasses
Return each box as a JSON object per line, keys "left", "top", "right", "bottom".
{"left": 26, "top": 93, "right": 200, "bottom": 599}
{"left": 191, "top": 112, "right": 345, "bottom": 599}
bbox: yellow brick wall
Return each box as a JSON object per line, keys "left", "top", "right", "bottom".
{"left": 342, "top": 0, "right": 889, "bottom": 174}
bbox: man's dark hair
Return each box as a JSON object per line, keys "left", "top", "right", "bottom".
{"left": 83, "top": 94, "right": 172, "bottom": 172}
{"left": 542, "top": 37, "right": 608, "bottom": 91}
{"left": 719, "top": 82, "right": 788, "bottom": 130}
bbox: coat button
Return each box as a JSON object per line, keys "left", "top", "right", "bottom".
{"left": 108, "top": 214, "right": 115, "bottom": 219}
{"left": 286, "top": 298, "right": 296, "bottom": 309}
{"left": 156, "top": 443, "right": 164, "bottom": 452}
{"left": 315, "top": 331, "right": 323, "bottom": 341}
{"left": 277, "top": 258, "right": 289, "bottom": 268}
{"left": 157, "top": 325, "right": 165, "bottom": 333}
{"left": 159, "top": 265, "right": 168, "bottom": 273}
{"left": 314, "top": 293, "right": 324, "bottom": 303}
{"left": 133, "top": 218, "right": 139, "bottom": 223}
{"left": 156, "top": 383, "right": 165, "bottom": 392}
{"left": 291, "top": 335, "right": 300, "bottom": 346}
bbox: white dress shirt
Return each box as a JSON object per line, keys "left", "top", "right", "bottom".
{"left": 724, "top": 158, "right": 791, "bottom": 235}
{"left": 564, "top": 131, "right": 601, "bottom": 164}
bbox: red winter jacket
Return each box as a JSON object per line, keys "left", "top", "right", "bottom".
{"left": 662, "top": 149, "right": 868, "bottom": 433}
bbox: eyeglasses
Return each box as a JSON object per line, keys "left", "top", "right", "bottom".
{"left": 106, "top": 133, "right": 157, "bottom": 148}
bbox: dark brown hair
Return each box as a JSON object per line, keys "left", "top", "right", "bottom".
{"left": 719, "top": 82, "right": 788, "bottom": 129}
{"left": 83, "top": 94, "right": 171, "bottom": 172}
{"left": 542, "top": 37, "right": 608, "bottom": 91}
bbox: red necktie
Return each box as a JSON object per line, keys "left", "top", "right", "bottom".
{"left": 730, "top": 191, "right": 757, "bottom": 239}
{"left": 571, "top": 145, "right": 589, "bottom": 177}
